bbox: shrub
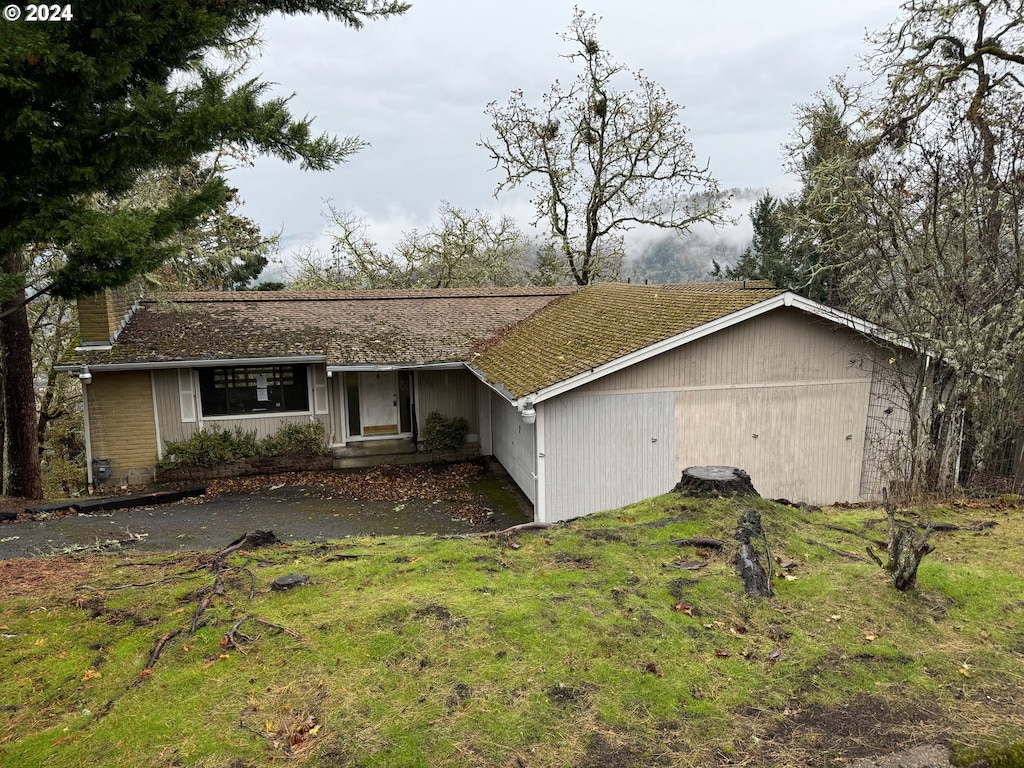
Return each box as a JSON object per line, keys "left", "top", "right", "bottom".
{"left": 262, "top": 421, "right": 328, "bottom": 456}
{"left": 422, "top": 411, "right": 469, "bottom": 451}
{"left": 158, "top": 421, "right": 327, "bottom": 470}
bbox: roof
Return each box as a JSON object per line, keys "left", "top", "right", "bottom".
{"left": 68, "top": 287, "right": 576, "bottom": 367}
{"left": 470, "top": 282, "right": 784, "bottom": 399}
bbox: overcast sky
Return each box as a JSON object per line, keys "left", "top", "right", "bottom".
{"left": 227, "top": 1, "right": 900, "bottom": 268}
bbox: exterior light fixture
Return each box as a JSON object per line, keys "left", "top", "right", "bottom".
{"left": 521, "top": 398, "right": 536, "bottom": 425}
{"left": 79, "top": 365, "right": 92, "bottom": 384}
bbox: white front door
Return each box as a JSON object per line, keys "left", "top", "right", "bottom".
{"left": 358, "top": 372, "right": 399, "bottom": 436}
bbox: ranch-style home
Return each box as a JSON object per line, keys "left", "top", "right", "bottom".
{"left": 62, "top": 281, "right": 913, "bottom": 522}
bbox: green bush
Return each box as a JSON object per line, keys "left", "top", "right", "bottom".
{"left": 158, "top": 421, "right": 327, "bottom": 470}
{"left": 422, "top": 411, "right": 469, "bottom": 451}
{"left": 262, "top": 422, "right": 328, "bottom": 456}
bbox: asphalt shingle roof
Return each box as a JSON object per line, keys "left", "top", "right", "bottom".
{"left": 71, "top": 283, "right": 785, "bottom": 399}
{"left": 470, "top": 282, "right": 783, "bottom": 398}
{"left": 72, "top": 288, "right": 575, "bottom": 367}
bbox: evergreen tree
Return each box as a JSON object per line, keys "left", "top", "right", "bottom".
{"left": 0, "top": 0, "right": 407, "bottom": 498}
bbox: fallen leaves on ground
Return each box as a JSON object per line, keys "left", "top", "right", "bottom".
{"left": 202, "top": 462, "right": 485, "bottom": 504}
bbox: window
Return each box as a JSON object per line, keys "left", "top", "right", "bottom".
{"left": 198, "top": 365, "right": 309, "bottom": 417}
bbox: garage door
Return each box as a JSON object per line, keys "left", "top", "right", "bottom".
{"left": 674, "top": 381, "right": 871, "bottom": 505}
{"left": 544, "top": 392, "right": 677, "bottom": 522}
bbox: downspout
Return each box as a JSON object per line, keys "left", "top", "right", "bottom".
{"left": 81, "top": 368, "right": 94, "bottom": 490}
{"left": 534, "top": 400, "right": 546, "bottom": 523}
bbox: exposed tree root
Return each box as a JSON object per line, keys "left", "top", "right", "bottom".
{"left": 135, "top": 531, "right": 283, "bottom": 680}
{"left": 670, "top": 536, "right": 725, "bottom": 549}
{"left": 222, "top": 615, "right": 308, "bottom": 652}
{"left": 480, "top": 521, "right": 555, "bottom": 538}
{"left": 804, "top": 539, "right": 870, "bottom": 562}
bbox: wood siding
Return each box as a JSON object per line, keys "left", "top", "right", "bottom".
{"left": 477, "top": 380, "right": 493, "bottom": 455}
{"left": 575, "top": 308, "right": 876, "bottom": 393}
{"left": 542, "top": 308, "right": 905, "bottom": 508}
{"left": 415, "top": 370, "right": 479, "bottom": 436}
{"left": 490, "top": 389, "right": 536, "bottom": 503}
{"left": 543, "top": 392, "right": 677, "bottom": 522}
{"left": 88, "top": 371, "right": 158, "bottom": 484}
{"left": 674, "top": 381, "right": 870, "bottom": 504}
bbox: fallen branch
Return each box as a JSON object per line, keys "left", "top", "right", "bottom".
{"left": 222, "top": 615, "right": 308, "bottom": 650}
{"left": 480, "top": 522, "right": 554, "bottom": 538}
{"left": 143, "top": 628, "right": 183, "bottom": 674}
{"left": 735, "top": 508, "right": 773, "bottom": 598}
{"left": 803, "top": 538, "right": 868, "bottom": 562}
{"left": 253, "top": 617, "right": 307, "bottom": 641}
{"left": 75, "top": 573, "right": 194, "bottom": 592}
{"left": 216, "top": 530, "right": 279, "bottom": 560}
{"left": 223, "top": 617, "right": 254, "bottom": 652}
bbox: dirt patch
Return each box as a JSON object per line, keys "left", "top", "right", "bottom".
{"left": 753, "top": 693, "right": 948, "bottom": 766}
{"left": 0, "top": 556, "right": 112, "bottom": 600}
{"left": 580, "top": 731, "right": 672, "bottom": 768}
{"left": 413, "top": 603, "right": 468, "bottom": 631}
{"left": 545, "top": 683, "right": 593, "bottom": 707}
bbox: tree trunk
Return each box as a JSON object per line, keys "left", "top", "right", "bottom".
{"left": 673, "top": 466, "right": 760, "bottom": 498}
{"left": 1, "top": 250, "right": 43, "bottom": 499}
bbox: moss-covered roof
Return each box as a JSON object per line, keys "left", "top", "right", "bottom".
{"left": 471, "top": 282, "right": 783, "bottom": 398}
{"left": 68, "top": 283, "right": 785, "bottom": 397}
{"left": 69, "top": 288, "right": 575, "bottom": 367}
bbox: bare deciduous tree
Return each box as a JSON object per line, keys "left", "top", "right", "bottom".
{"left": 481, "top": 8, "right": 729, "bottom": 286}
{"left": 291, "top": 202, "right": 532, "bottom": 289}
{"left": 791, "top": 0, "right": 1024, "bottom": 494}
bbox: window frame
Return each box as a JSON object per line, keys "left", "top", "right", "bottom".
{"left": 196, "top": 363, "right": 313, "bottom": 421}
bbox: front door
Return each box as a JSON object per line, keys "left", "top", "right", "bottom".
{"left": 358, "top": 371, "right": 399, "bottom": 436}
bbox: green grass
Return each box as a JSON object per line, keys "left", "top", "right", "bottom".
{"left": 1, "top": 494, "right": 1022, "bottom": 767}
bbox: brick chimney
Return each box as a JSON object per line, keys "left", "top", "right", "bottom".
{"left": 77, "top": 282, "right": 143, "bottom": 347}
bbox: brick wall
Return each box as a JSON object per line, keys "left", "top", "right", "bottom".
{"left": 87, "top": 371, "right": 158, "bottom": 486}
{"left": 77, "top": 284, "right": 141, "bottom": 344}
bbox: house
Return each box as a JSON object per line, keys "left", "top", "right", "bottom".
{"left": 63, "top": 282, "right": 912, "bottom": 521}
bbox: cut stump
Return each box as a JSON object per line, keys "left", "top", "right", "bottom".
{"left": 882, "top": 489, "right": 934, "bottom": 591}
{"left": 673, "top": 466, "right": 760, "bottom": 498}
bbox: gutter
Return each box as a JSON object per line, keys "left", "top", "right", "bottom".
{"left": 55, "top": 354, "right": 327, "bottom": 374}
{"left": 326, "top": 361, "right": 466, "bottom": 373}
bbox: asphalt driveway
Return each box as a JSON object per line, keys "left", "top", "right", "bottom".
{"left": 0, "top": 461, "right": 533, "bottom": 559}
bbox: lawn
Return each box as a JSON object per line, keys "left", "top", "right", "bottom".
{"left": 1, "top": 492, "right": 1022, "bottom": 767}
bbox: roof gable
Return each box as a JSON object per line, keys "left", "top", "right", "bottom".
{"left": 470, "top": 282, "right": 784, "bottom": 399}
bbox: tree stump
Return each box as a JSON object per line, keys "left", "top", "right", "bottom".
{"left": 734, "top": 507, "right": 774, "bottom": 598}
{"left": 673, "top": 466, "right": 760, "bottom": 498}
{"left": 882, "top": 489, "right": 934, "bottom": 591}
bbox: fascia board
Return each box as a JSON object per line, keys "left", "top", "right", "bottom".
{"left": 54, "top": 355, "right": 327, "bottom": 373}
{"left": 525, "top": 292, "right": 913, "bottom": 405}
{"left": 326, "top": 362, "right": 467, "bottom": 373}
